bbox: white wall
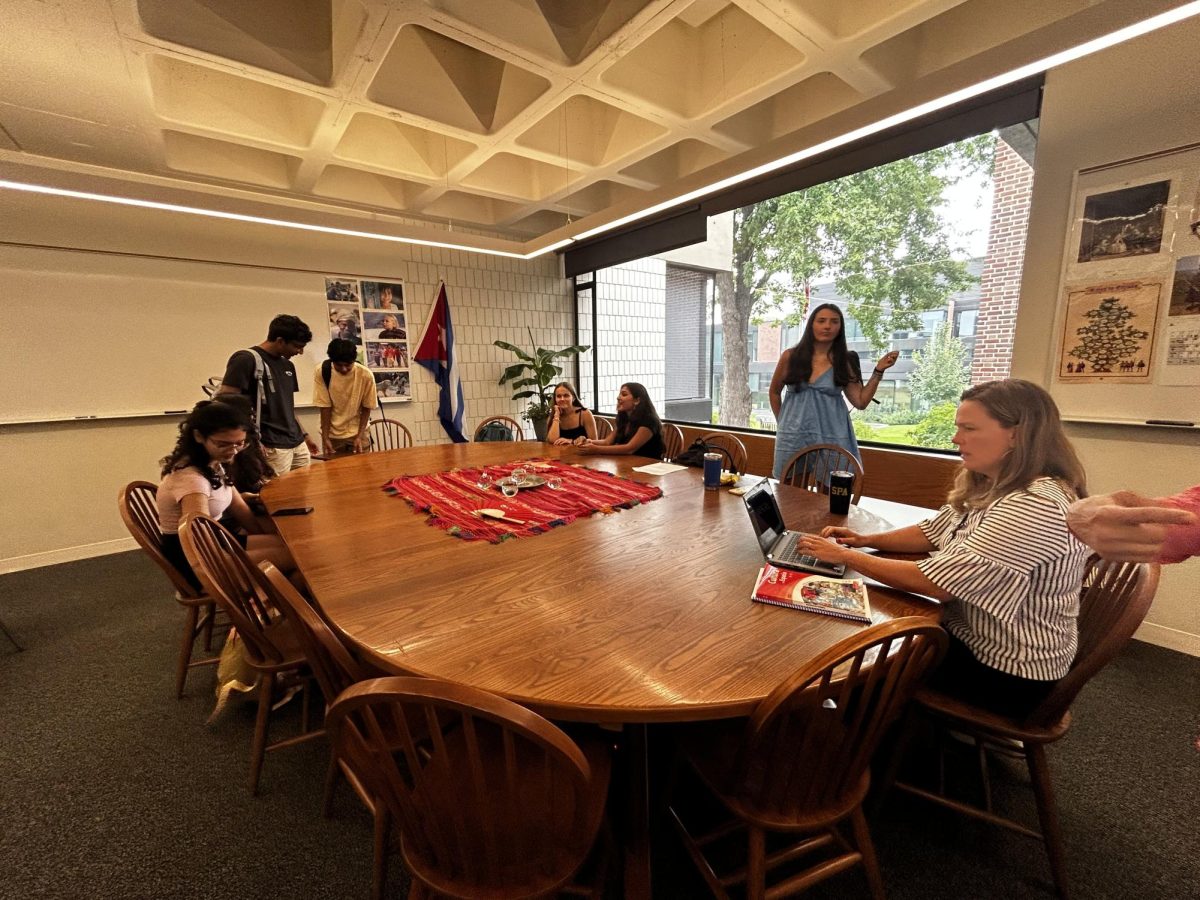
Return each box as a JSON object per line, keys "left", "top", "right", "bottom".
{"left": 1012, "top": 18, "right": 1200, "bottom": 654}
{"left": 0, "top": 192, "right": 572, "bottom": 571}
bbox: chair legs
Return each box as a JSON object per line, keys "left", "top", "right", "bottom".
{"left": 373, "top": 802, "right": 391, "bottom": 900}
{"left": 849, "top": 807, "right": 886, "bottom": 900}
{"left": 174, "top": 602, "right": 221, "bottom": 699}
{"left": 250, "top": 672, "right": 274, "bottom": 794}
{"left": 1027, "top": 743, "right": 1069, "bottom": 898}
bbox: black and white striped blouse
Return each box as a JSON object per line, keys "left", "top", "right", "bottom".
{"left": 917, "top": 477, "right": 1090, "bottom": 681}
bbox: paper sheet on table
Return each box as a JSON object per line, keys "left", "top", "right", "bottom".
{"left": 632, "top": 462, "right": 689, "bottom": 475}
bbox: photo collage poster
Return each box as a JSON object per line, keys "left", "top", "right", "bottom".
{"left": 324, "top": 276, "right": 412, "bottom": 401}
{"left": 1058, "top": 151, "right": 1200, "bottom": 386}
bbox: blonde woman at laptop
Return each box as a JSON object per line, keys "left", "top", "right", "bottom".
{"left": 794, "top": 380, "right": 1090, "bottom": 720}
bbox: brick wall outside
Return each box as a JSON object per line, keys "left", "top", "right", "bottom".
{"left": 971, "top": 137, "right": 1034, "bottom": 383}
{"left": 757, "top": 322, "right": 781, "bottom": 363}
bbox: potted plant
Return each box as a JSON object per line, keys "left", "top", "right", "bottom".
{"left": 495, "top": 329, "right": 590, "bottom": 441}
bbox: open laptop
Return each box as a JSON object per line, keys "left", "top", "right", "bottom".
{"left": 742, "top": 479, "right": 847, "bottom": 577}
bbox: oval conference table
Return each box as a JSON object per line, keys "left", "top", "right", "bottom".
{"left": 262, "top": 440, "right": 942, "bottom": 897}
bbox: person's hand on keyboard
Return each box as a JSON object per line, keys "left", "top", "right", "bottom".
{"left": 819, "top": 526, "right": 872, "bottom": 548}
{"left": 796, "top": 533, "right": 854, "bottom": 566}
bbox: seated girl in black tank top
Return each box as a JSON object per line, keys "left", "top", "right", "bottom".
{"left": 577, "top": 382, "right": 664, "bottom": 460}
{"left": 547, "top": 381, "right": 597, "bottom": 446}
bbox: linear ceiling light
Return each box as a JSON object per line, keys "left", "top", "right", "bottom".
{"left": 1, "top": 2, "right": 1197, "bottom": 260}
{"left": 0, "top": 179, "right": 528, "bottom": 259}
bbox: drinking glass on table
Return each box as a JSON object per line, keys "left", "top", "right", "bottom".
{"left": 500, "top": 480, "right": 519, "bottom": 499}
{"left": 547, "top": 476, "right": 563, "bottom": 491}
{"left": 512, "top": 467, "right": 527, "bottom": 486}
{"left": 476, "top": 470, "right": 492, "bottom": 491}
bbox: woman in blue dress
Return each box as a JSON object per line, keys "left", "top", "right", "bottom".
{"left": 769, "top": 303, "right": 899, "bottom": 479}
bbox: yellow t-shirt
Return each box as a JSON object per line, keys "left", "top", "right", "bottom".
{"left": 313, "top": 363, "right": 378, "bottom": 439}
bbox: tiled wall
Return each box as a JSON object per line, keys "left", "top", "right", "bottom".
{"left": 591, "top": 258, "right": 667, "bottom": 411}
{"left": 399, "top": 248, "right": 575, "bottom": 443}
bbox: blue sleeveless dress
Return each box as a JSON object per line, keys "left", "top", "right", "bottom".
{"left": 772, "top": 367, "right": 860, "bottom": 479}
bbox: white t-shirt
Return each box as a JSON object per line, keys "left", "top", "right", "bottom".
{"left": 157, "top": 466, "right": 234, "bottom": 534}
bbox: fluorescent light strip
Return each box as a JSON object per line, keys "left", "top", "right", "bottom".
{"left": 2, "top": 2, "right": 1197, "bottom": 259}
{"left": 0, "top": 179, "right": 528, "bottom": 259}
{"left": 569, "top": 0, "right": 1200, "bottom": 242}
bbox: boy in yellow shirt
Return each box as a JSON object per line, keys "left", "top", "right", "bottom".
{"left": 313, "top": 339, "right": 378, "bottom": 455}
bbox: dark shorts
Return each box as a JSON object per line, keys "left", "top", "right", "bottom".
{"left": 162, "top": 530, "right": 247, "bottom": 593}
{"left": 928, "top": 635, "right": 1059, "bottom": 721}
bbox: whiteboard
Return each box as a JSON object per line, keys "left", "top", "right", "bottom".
{"left": 0, "top": 244, "right": 401, "bottom": 423}
{"left": 1048, "top": 143, "right": 1200, "bottom": 428}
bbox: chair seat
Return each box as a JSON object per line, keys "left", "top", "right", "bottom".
{"left": 915, "top": 686, "right": 1072, "bottom": 744}
{"left": 676, "top": 718, "right": 870, "bottom": 832}
{"left": 245, "top": 617, "right": 309, "bottom": 675}
{"left": 403, "top": 725, "right": 612, "bottom": 896}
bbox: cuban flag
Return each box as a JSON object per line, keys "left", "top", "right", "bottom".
{"left": 413, "top": 283, "right": 468, "bottom": 443}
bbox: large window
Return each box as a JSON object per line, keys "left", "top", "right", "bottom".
{"left": 574, "top": 124, "right": 1036, "bottom": 452}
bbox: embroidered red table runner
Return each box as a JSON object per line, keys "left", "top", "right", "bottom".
{"left": 382, "top": 458, "right": 664, "bottom": 542}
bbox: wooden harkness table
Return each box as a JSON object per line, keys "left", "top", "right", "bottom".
{"left": 262, "top": 441, "right": 942, "bottom": 896}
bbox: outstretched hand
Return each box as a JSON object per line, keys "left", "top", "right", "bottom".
{"left": 1067, "top": 491, "right": 1196, "bottom": 561}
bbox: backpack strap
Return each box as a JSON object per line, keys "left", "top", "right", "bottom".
{"left": 248, "top": 348, "right": 274, "bottom": 427}
{"left": 321, "top": 359, "right": 332, "bottom": 389}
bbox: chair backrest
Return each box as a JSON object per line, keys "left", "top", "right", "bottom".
{"left": 178, "top": 515, "right": 290, "bottom": 667}
{"left": 730, "top": 618, "right": 946, "bottom": 822}
{"left": 781, "top": 443, "right": 864, "bottom": 502}
{"left": 474, "top": 415, "right": 525, "bottom": 442}
{"left": 118, "top": 481, "right": 205, "bottom": 599}
{"left": 366, "top": 418, "right": 413, "bottom": 452}
{"left": 327, "top": 676, "right": 599, "bottom": 897}
{"left": 593, "top": 416, "right": 614, "bottom": 440}
{"left": 259, "top": 563, "right": 373, "bottom": 704}
{"left": 662, "top": 423, "right": 685, "bottom": 461}
{"left": 698, "top": 432, "right": 749, "bottom": 474}
{"left": 201, "top": 376, "right": 222, "bottom": 398}
{"left": 1026, "top": 557, "right": 1159, "bottom": 728}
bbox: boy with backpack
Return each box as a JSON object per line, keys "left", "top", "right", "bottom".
{"left": 218, "top": 314, "right": 317, "bottom": 474}
{"left": 313, "top": 338, "right": 378, "bottom": 455}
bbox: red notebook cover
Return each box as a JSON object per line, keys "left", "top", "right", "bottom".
{"left": 751, "top": 563, "right": 872, "bottom": 623}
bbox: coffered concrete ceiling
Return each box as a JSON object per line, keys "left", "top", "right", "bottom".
{"left": 0, "top": 0, "right": 1188, "bottom": 257}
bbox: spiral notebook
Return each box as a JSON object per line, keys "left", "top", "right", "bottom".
{"left": 751, "top": 563, "right": 872, "bottom": 623}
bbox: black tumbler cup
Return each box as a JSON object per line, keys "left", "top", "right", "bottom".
{"left": 829, "top": 470, "right": 854, "bottom": 515}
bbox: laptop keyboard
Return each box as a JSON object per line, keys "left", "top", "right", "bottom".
{"left": 774, "top": 534, "right": 838, "bottom": 572}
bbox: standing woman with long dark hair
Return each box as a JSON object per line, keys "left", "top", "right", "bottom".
{"left": 768, "top": 303, "right": 898, "bottom": 478}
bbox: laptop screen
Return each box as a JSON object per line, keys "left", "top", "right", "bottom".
{"left": 743, "top": 480, "right": 786, "bottom": 555}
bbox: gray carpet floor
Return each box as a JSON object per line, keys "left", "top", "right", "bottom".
{"left": 1, "top": 551, "right": 1197, "bottom": 899}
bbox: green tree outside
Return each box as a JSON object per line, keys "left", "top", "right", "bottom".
{"left": 908, "top": 322, "right": 969, "bottom": 410}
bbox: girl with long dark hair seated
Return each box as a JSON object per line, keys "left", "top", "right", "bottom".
{"left": 157, "top": 401, "right": 296, "bottom": 590}
{"left": 795, "top": 380, "right": 1092, "bottom": 720}
{"left": 578, "top": 382, "right": 664, "bottom": 459}
{"left": 546, "top": 381, "right": 597, "bottom": 446}
{"left": 768, "top": 303, "right": 899, "bottom": 478}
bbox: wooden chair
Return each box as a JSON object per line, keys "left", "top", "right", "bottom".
{"left": 668, "top": 618, "right": 946, "bottom": 900}
{"left": 179, "top": 515, "right": 321, "bottom": 794}
{"left": 327, "top": 675, "right": 612, "bottom": 900}
{"left": 698, "top": 432, "right": 749, "bottom": 474}
{"left": 366, "top": 417, "right": 413, "bottom": 452}
{"left": 118, "top": 481, "right": 222, "bottom": 698}
{"left": 662, "top": 422, "right": 685, "bottom": 461}
{"left": 474, "top": 415, "right": 525, "bottom": 441}
{"left": 258, "top": 564, "right": 395, "bottom": 898}
{"left": 201, "top": 376, "right": 222, "bottom": 397}
{"left": 593, "top": 415, "right": 614, "bottom": 440}
{"left": 780, "top": 443, "right": 864, "bottom": 503}
{"left": 886, "top": 558, "right": 1159, "bottom": 898}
